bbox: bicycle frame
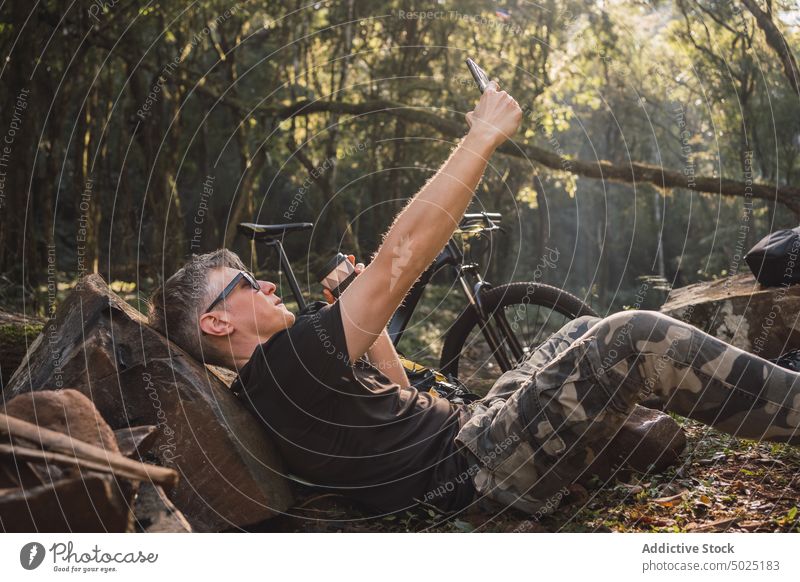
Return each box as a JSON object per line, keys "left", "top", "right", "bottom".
{"left": 250, "top": 238, "right": 308, "bottom": 312}
{"left": 387, "top": 219, "right": 526, "bottom": 374}
{"left": 386, "top": 238, "right": 460, "bottom": 345}
{"left": 245, "top": 212, "right": 527, "bottom": 376}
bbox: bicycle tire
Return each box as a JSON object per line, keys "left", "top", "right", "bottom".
{"left": 439, "top": 281, "right": 598, "bottom": 381}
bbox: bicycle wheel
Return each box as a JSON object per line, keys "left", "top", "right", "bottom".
{"left": 439, "top": 282, "right": 598, "bottom": 395}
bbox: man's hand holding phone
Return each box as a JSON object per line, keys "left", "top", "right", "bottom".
{"left": 322, "top": 254, "right": 364, "bottom": 304}
{"left": 464, "top": 80, "right": 523, "bottom": 152}
{"left": 333, "top": 60, "right": 521, "bottom": 365}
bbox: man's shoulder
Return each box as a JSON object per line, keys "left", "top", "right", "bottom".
{"left": 298, "top": 300, "right": 330, "bottom": 316}
{"left": 233, "top": 300, "right": 350, "bottom": 407}
{"left": 287, "top": 300, "right": 337, "bottom": 332}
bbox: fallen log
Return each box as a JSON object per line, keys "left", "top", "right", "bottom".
{"left": 3, "top": 389, "right": 120, "bottom": 453}
{"left": 0, "top": 412, "right": 178, "bottom": 488}
{"left": 0, "top": 390, "right": 141, "bottom": 532}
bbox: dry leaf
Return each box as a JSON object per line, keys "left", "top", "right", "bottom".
{"left": 652, "top": 491, "right": 687, "bottom": 507}
{"left": 696, "top": 494, "right": 712, "bottom": 507}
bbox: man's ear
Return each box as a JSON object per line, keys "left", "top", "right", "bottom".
{"left": 199, "top": 311, "right": 234, "bottom": 337}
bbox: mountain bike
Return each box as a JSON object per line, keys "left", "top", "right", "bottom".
{"left": 238, "top": 212, "right": 598, "bottom": 394}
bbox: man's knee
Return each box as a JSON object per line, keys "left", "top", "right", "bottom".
{"left": 598, "top": 308, "right": 660, "bottom": 328}
{"left": 573, "top": 314, "right": 603, "bottom": 328}
{"left": 560, "top": 314, "right": 602, "bottom": 340}
{"left": 594, "top": 310, "right": 677, "bottom": 347}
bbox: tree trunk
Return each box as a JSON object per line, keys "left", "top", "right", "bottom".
{"left": 0, "top": 4, "right": 39, "bottom": 301}
{"left": 741, "top": 0, "right": 800, "bottom": 98}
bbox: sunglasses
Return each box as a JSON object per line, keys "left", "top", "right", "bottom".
{"left": 205, "top": 270, "right": 260, "bottom": 313}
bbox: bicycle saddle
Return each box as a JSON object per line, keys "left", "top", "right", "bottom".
{"left": 238, "top": 222, "right": 313, "bottom": 240}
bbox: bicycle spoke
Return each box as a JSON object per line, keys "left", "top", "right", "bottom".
{"left": 450, "top": 285, "right": 591, "bottom": 396}
{"left": 492, "top": 308, "right": 525, "bottom": 364}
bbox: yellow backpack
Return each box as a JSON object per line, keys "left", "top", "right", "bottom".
{"left": 398, "top": 357, "right": 481, "bottom": 404}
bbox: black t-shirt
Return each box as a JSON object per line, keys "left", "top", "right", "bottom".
{"left": 231, "top": 300, "right": 476, "bottom": 513}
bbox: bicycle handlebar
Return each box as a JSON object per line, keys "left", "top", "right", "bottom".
{"left": 462, "top": 212, "right": 501, "bottom": 221}
{"left": 458, "top": 212, "right": 501, "bottom": 235}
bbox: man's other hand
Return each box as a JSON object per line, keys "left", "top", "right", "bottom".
{"left": 323, "top": 254, "right": 364, "bottom": 304}
{"left": 464, "top": 81, "right": 522, "bottom": 151}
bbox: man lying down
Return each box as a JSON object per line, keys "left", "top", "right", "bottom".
{"left": 148, "top": 83, "right": 800, "bottom": 516}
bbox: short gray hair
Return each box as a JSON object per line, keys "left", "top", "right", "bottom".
{"left": 148, "top": 249, "right": 247, "bottom": 366}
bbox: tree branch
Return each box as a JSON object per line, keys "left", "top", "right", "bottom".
{"left": 741, "top": 0, "right": 800, "bottom": 98}
{"left": 245, "top": 97, "right": 800, "bottom": 214}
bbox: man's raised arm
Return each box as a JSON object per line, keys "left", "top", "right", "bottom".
{"left": 338, "top": 84, "right": 522, "bottom": 363}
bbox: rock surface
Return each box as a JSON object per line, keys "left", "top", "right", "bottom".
{"left": 133, "top": 482, "right": 193, "bottom": 533}
{"left": 660, "top": 272, "right": 800, "bottom": 359}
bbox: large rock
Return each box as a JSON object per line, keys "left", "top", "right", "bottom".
{"left": 114, "top": 425, "right": 159, "bottom": 459}
{"left": 3, "top": 274, "right": 293, "bottom": 532}
{"left": 661, "top": 272, "right": 800, "bottom": 359}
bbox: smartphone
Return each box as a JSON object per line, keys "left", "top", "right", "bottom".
{"left": 465, "top": 58, "right": 491, "bottom": 93}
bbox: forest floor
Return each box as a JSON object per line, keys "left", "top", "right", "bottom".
{"left": 253, "top": 419, "right": 800, "bottom": 533}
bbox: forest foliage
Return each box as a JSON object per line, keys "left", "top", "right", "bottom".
{"left": 1, "top": 0, "right": 798, "bottom": 315}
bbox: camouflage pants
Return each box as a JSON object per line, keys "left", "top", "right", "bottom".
{"left": 454, "top": 310, "right": 800, "bottom": 514}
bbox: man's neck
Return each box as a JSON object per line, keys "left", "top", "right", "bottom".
{"left": 228, "top": 318, "right": 295, "bottom": 370}
{"left": 231, "top": 331, "right": 274, "bottom": 370}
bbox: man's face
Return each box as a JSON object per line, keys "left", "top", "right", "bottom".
{"left": 204, "top": 266, "right": 295, "bottom": 341}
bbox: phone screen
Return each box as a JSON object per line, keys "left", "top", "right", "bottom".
{"left": 466, "top": 58, "right": 491, "bottom": 93}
